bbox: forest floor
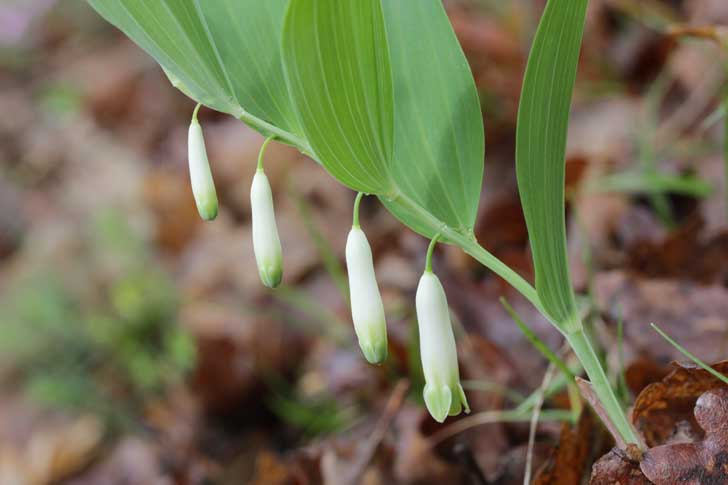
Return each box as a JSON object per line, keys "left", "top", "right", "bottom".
{"left": 1, "top": 1, "right": 728, "bottom": 484}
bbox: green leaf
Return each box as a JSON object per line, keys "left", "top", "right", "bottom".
{"left": 281, "top": 0, "right": 394, "bottom": 194}
{"left": 87, "top": 0, "right": 303, "bottom": 145}
{"left": 516, "top": 0, "right": 588, "bottom": 327}
{"left": 90, "top": 0, "right": 484, "bottom": 242}
{"left": 381, "top": 0, "right": 484, "bottom": 238}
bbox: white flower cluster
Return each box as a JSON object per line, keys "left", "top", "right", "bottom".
{"left": 345, "top": 197, "right": 468, "bottom": 422}
{"left": 188, "top": 104, "right": 467, "bottom": 422}
{"left": 188, "top": 106, "right": 282, "bottom": 288}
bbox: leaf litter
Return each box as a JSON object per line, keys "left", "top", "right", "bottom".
{"left": 3, "top": 0, "right": 728, "bottom": 483}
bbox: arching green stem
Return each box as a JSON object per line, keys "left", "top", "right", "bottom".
{"left": 257, "top": 135, "right": 276, "bottom": 172}
{"left": 192, "top": 102, "right": 202, "bottom": 121}
{"left": 352, "top": 192, "right": 364, "bottom": 229}
{"left": 425, "top": 233, "right": 441, "bottom": 273}
{"left": 390, "top": 192, "right": 641, "bottom": 448}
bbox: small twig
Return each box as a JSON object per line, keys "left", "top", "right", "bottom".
{"left": 576, "top": 377, "right": 637, "bottom": 450}
{"left": 345, "top": 379, "right": 409, "bottom": 485}
{"left": 426, "top": 409, "right": 571, "bottom": 449}
{"left": 666, "top": 25, "right": 728, "bottom": 45}
{"left": 524, "top": 363, "right": 558, "bottom": 485}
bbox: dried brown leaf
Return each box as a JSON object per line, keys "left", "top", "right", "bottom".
{"left": 632, "top": 361, "right": 728, "bottom": 447}
{"left": 595, "top": 272, "right": 728, "bottom": 365}
{"left": 590, "top": 447, "right": 651, "bottom": 485}
{"left": 641, "top": 387, "right": 728, "bottom": 484}
{"left": 535, "top": 411, "right": 597, "bottom": 485}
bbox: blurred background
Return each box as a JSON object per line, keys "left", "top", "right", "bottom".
{"left": 1, "top": 0, "right": 728, "bottom": 483}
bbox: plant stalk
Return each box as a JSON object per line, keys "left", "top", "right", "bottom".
{"left": 390, "top": 192, "right": 640, "bottom": 448}
{"left": 566, "top": 328, "right": 641, "bottom": 447}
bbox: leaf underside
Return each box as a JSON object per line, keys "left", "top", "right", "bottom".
{"left": 87, "top": 0, "right": 485, "bottom": 242}
{"left": 381, "top": 0, "right": 484, "bottom": 238}
{"left": 515, "top": 0, "right": 588, "bottom": 326}
{"left": 282, "top": 0, "right": 394, "bottom": 195}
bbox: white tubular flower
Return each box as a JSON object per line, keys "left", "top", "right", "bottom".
{"left": 188, "top": 105, "right": 218, "bottom": 221}
{"left": 251, "top": 166, "right": 283, "bottom": 289}
{"left": 346, "top": 223, "right": 387, "bottom": 364}
{"left": 416, "top": 269, "right": 469, "bottom": 423}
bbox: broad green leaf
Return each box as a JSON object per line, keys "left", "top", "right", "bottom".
{"left": 516, "top": 0, "right": 588, "bottom": 327}
{"left": 381, "top": 0, "right": 484, "bottom": 238}
{"left": 90, "top": 0, "right": 484, "bottom": 242}
{"left": 281, "top": 0, "right": 394, "bottom": 195}
{"left": 87, "top": 0, "right": 302, "bottom": 144}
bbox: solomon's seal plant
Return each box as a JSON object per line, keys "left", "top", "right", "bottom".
{"left": 251, "top": 136, "right": 283, "bottom": 289}
{"left": 416, "top": 236, "right": 469, "bottom": 422}
{"left": 88, "top": 0, "right": 643, "bottom": 443}
{"left": 345, "top": 193, "right": 388, "bottom": 365}
{"left": 188, "top": 104, "right": 218, "bottom": 221}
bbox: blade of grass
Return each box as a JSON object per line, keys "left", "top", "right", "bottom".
{"left": 461, "top": 380, "right": 526, "bottom": 405}
{"left": 501, "top": 298, "right": 582, "bottom": 423}
{"left": 525, "top": 363, "right": 558, "bottom": 485}
{"left": 516, "top": 370, "right": 566, "bottom": 414}
{"left": 616, "top": 308, "right": 631, "bottom": 404}
{"left": 651, "top": 323, "right": 728, "bottom": 385}
{"left": 500, "top": 298, "right": 574, "bottom": 381}
{"left": 515, "top": 0, "right": 586, "bottom": 328}
{"left": 724, "top": 73, "right": 728, "bottom": 223}
{"left": 428, "top": 409, "right": 573, "bottom": 448}
{"left": 588, "top": 171, "right": 713, "bottom": 198}
{"left": 290, "top": 188, "right": 349, "bottom": 303}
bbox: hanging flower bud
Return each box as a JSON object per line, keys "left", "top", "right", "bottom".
{"left": 188, "top": 104, "right": 218, "bottom": 221}
{"left": 251, "top": 137, "right": 283, "bottom": 288}
{"left": 346, "top": 194, "right": 387, "bottom": 364}
{"left": 416, "top": 238, "right": 469, "bottom": 423}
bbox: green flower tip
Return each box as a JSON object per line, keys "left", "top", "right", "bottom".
{"left": 359, "top": 338, "right": 388, "bottom": 365}
{"left": 424, "top": 384, "right": 452, "bottom": 423}
{"left": 188, "top": 108, "right": 218, "bottom": 222}
{"left": 197, "top": 194, "right": 218, "bottom": 221}
{"left": 259, "top": 263, "right": 282, "bottom": 289}
{"left": 424, "top": 382, "right": 470, "bottom": 423}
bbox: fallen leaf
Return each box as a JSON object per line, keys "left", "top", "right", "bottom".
{"left": 68, "top": 438, "right": 173, "bottom": 485}
{"left": 626, "top": 218, "right": 728, "bottom": 285}
{"left": 595, "top": 271, "right": 728, "bottom": 365}
{"left": 641, "top": 387, "right": 728, "bottom": 484}
{"left": 632, "top": 361, "right": 728, "bottom": 447}
{"left": 625, "top": 358, "right": 670, "bottom": 399}
{"left": 184, "top": 302, "right": 306, "bottom": 415}
{"left": 590, "top": 447, "right": 651, "bottom": 485}
{"left": 392, "top": 406, "right": 458, "bottom": 483}
{"left": 535, "top": 411, "right": 598, "bottom": 485}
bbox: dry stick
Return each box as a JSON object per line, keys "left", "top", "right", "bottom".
{"left": 666, "top": 25, "right": 728, "bottom": 45}
{"left": 524, "top": 363, "right": 558, "bottom": 485}
{"left": 427, "top": 409, "right": 570, "bottom": 449}
{"left": 575, "top": 377, "right": 646, "bottom": 451}
{"left": 345, "top": 379, "right": 409, "bottom": 485}
{"left": 427, "top": 411, "right": 520, "bottom": 449}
